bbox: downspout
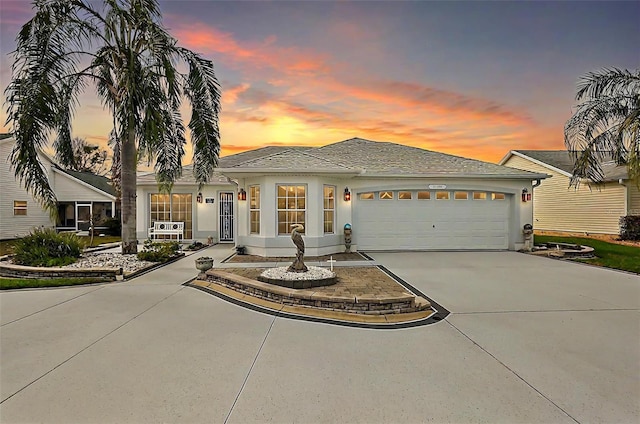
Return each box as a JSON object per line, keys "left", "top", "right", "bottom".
{"left": 227, "top": 177, "right": 240, "bottom": 249}
{"left": 532, "top": 179, "right": 542, "bottom": 189}
{"left": 619, "top": 178, "right": 628, "bottom": 215}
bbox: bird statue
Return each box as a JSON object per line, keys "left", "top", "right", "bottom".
{"left": 288, "top": 223, "right": 308, "bottom": 272}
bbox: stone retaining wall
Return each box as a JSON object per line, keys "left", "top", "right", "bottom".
{"left": 204, "top": 270, "right": 426, "bottom": 315}
{"left": 0, "top": 262, "right": 122, "bottom": 281}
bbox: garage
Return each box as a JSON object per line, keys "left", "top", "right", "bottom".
{"left": 354, "top": 189, "right": 511, "bottom": 250}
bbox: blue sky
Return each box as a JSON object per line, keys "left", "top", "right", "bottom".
{"left": 1, "top": 0, "right": 638, "bottom": 162}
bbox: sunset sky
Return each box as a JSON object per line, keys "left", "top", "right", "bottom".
{"left": 1, "top": 1, "right": 638, "bottom": 164}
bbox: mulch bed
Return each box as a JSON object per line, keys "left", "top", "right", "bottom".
{"left": 219, "top": 267, "right": 412, "bottom": 298}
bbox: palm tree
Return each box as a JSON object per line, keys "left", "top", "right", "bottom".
{"left": 5, "top": 0, "right": 221, "bottom": 253}
{"left": 564, "top": 68, "right": 639, "bottom": 187}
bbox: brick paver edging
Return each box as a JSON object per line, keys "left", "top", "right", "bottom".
{"left": 200, "top": 269, "right": 430, "bottom": 315}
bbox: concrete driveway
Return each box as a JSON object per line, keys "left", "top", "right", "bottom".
{"left": 1, "top": 247, "right": 638, "bottom": 423}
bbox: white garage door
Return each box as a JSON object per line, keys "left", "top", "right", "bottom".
{"left": 354, "top": 190, "right": 511, "bottom": 250}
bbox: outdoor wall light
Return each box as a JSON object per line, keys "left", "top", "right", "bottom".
{"left": 344, "top": 187, "right": 351, "bottom": 202}
{"left": 238, "top": 188, "right": 247, "bottom": 201}
{"left": 196, "top": 192, "right": 203, "bottom": 203}
{"left": 521, "top": 188, "right": 531, "bottom": 202}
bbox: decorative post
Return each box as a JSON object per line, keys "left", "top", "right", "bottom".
{"left": 344, "top": 223, "right": 352, "bottom": 252}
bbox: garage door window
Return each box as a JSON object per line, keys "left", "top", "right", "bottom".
{"left": 473, "top": 192, "right": 487, "bottom": 200}
{"left": 277, "top": 185, "right": 306, "bottom": 234}
{"left": 417, "top": 191, "right": 431, "bottom": 200}
{"left": 360, "top": 192, "right": 374, "bottom": 200}
{"left": 436, "top": 191, "right": 449, "bottom": 200}
{"left": 492, "top": 193, "right": 506, "bottom": 200}
{"left": 379, "top": 191, "right": 393, "bottom": 200}
{"left": 398, "top": 191, "right": 412, "bottom": 200}
{"left": 454, "top": 191, "right": 468, "bottom": 200}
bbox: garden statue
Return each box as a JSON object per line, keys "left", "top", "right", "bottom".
{"left": 288, "top": 224, "right": 308, "bottom": 272}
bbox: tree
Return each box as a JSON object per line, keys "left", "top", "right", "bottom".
{"left": 5, "top": 0, "right": 221, "bottom": 254}
{"left": 67, "top": 137, "right": 108, "bottom": 175}
{"left": 564, "top": 68, "right": 640, "bottom": 187}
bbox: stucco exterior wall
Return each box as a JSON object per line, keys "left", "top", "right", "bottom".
{"left": 503, "top": 155, "right": 625, "bottom": 234}
{"left": 136, "top": 183, "right": 233, "bottom": 242}
{"left": 0, "top": 139, "right": 53, "bottom": 239}
{"left": 234, "top": 175, "right": 535, "bottom": 255}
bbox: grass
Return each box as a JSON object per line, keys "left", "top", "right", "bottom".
{"left": 0, "top": 277, "right": 112, "bottom": 290}
{"left": 0, "top": 235, "right": 121, "bottom": 256}
{"left": 535, "top": 235, "right": 640, "bottom": 274}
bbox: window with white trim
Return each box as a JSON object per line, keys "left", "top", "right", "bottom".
{"left": 13, "top": 200, "right": 27, "bottom": 216}
{"left": 360, "top": 192, "right": 374, "bottom": 200}
{"left": 473, "top": 192, "right": 487, "bottom": 200}
{"left": 398, "top": 191, "right": 412, "bottom": 200}
{"left": 417, "top": 191, "right": 431, "bottom": 200}
{"left": 436, "top": 191, "right": 450, "bottom": 200}
{"left": 150, "top": 193, "right": 193, "bottom": 238}
{"left": 277, "top": 185, "right": 305, "bottom": 235}
{"left": 323, "top": 185, "right": 335, "bottom": 234}
{"left": 491, "top": 193, "right": 506, "bottom": 200}
{"left": 379, "top": 191, "right": 393, "bottom": 200}
{"left": 249, "top": 185, "right": 260, "bottom": 234}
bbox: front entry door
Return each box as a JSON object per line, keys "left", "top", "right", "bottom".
{"left": 219, "top": 192, "right": 234, "bottom": 242}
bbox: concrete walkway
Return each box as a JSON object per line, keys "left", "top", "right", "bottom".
{"left": 1, "top": 246, "right": 638, "bottom": 423}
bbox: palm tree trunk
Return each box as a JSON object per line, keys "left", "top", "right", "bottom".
{"left": 121, "top": 121, "right": 138, "bottom": 254}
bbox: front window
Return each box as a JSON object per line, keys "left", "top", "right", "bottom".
{"left": 249, "top": 185, "right": 260, "bottom": 234}
{"left": 323, "top": 185, "right": 335, "bottom": 234}
{"left": 150, "top": 193, "right": 193, "bottom": 239}
{"left": 277, "top": 185, "right": 306, "bottom": 235}
{"left": 13, "top": 200, "right": 27, "bottom": 216}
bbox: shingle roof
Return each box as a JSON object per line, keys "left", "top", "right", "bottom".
{"left": 221, "top": 149, "right": 357, "bottom": 172}
{"left": 0, "top": 133, "right": 12, "bottom": 140}
{"left": 311, "top": 138, "right": 544, "bottom": 177}
{"left": 137, "top": 165, "right": 230, "bottom": 185}
{"left": 218, "top": 146, "right": 310, "bottom": 168}
{"left": 513, "top": 150, "right": 628, "bottom": 180}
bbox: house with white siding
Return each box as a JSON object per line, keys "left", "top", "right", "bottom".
{"left": 137, "top": 138, "right": 548, "bottom": 255}
{"left": 1, "top": 135, "right": 118, "bottom": 240}
{"left": 500, "top": 150, "right": 640, "bottom": 235}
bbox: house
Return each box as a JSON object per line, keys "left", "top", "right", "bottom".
{"left": 499, "top": 150, "right": 640, "bottom": 235}
{"left": 137, "top": 138, "right": 547, "bottom": 255}
{"left": 0, "top": 135, "right": 118, "bottom": 240}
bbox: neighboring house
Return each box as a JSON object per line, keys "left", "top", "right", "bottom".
{"left": 0, "top": 135, "right": 118, "bottom": 240}
{"left": 137, "top": 138, "right": 547, "bottom": 255}
{"left": 500, "top": 150, "right": 640, "bottom": 235}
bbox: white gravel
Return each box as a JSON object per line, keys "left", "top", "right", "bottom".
{"left": 62, "top": 253, "right": 156, "bottom": 273}
{"left": 260, "top": 266, "right": 335, "bottom": 281}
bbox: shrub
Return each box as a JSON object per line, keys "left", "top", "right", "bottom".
{"left": 137, "top": 239, "right": 180, "bottom": 262}
{"left": 13, "top": 228, "right": 85, "bottom": 267}
{"left": 185, "top": 241, "right": 205, "bottom": 251}
{"left": 619, "top": 215, "right": 640, "bottom": 240}
{"left": 103, "top": 217, "right": 122, "bottom": 236}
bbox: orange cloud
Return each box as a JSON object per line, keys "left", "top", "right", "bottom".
{"left": 172, "top": 23, "right": 331, "bottom": 77}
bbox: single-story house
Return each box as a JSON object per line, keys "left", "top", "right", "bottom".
{"left": 499, "top": 150, "right": 640, "bottom": 235}
{"left": 1, "top": 134, "right": 118, "bottom": 240}
{"left": 137, "top": 138, "right": 548, "bottom": 255}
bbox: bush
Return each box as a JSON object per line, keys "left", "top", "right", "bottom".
{"left": 103, "top": 217, "right": 122, "bottom": 236}
{"left": 619, "top": 215, "right": 640, "bottom": 240}
{"left": 137, "top": 239, "right": 180, "bottom": 262}
{"left": 185, "top": 241, "right": 205, "bottom": 251}
{"left": 13, "top": 228, "right": 85, "bottom": 267}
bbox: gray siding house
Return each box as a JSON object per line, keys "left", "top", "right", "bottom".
{"left": 1, "top": 135, "right": 117, "bottom": 240}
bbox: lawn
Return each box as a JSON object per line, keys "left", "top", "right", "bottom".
{"left": 0, "top": 235, "right": 121, "bottom": 256}
{"left": 0, "top": 277, "right": 112, "bottom": 290}
{"left": 535, "top": 235, "right": 640, "bottom": 274}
